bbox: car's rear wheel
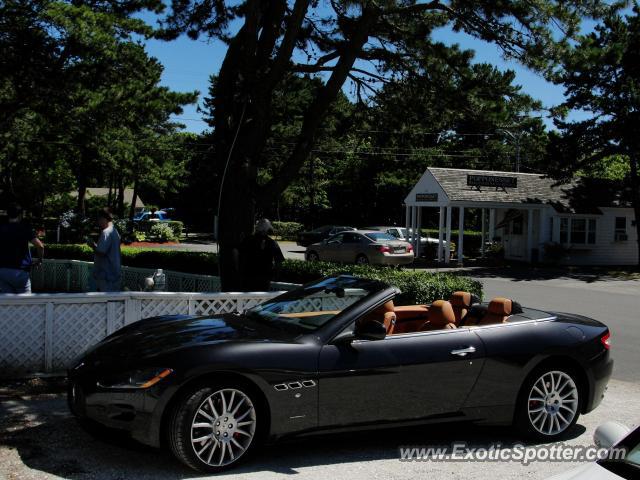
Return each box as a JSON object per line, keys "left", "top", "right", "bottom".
{"left": 307, "top": 251, "right": 319, "bottom": 262}
{"left": 168, "top": 385, "right": 258, "bottom": 472}
{"left": 355, "top": 254, "right": 369, "bottom": 265}
{"left": 516, "top": 368, "right": 581, "bottom": 441}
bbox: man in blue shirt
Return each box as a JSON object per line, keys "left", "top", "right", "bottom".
{"left": 88, "top": 208, "right": 121, "bottom": 292}
{"left": 0, "top": 203, "right": 45, "bottom": 294}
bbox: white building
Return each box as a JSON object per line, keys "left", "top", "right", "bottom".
{"left": 404, "top": 167, "right": 637, "bottom": 266}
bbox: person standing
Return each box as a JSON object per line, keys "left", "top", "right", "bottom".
{"left": 87, "top": 208, "right": 121, "bottom": 292}
{"left": 0, "top": 203, "right": 44, "bottom": 294}
{"left": 239, "top": 218, "right": 285, "bottom": 291}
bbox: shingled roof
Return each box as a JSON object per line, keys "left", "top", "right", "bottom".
{"left": 427, "top": 168, "right": 630, "bottom": 213}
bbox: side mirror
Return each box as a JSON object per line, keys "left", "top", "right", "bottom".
{"left": 354, "top": 320, "right": 387, "bottom": 341}
{"left": 593, "top": 421, "right": 630, "bottom": 449}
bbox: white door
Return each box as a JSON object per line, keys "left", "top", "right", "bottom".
{"left": 505, "top": 214, "right": 526, "bottom": 259}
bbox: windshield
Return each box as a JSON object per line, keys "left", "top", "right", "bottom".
{"left": 599, "top": 425, "right": 640, "bottom": 479}
{"left": 365, "top": 232, "right": 398, "bottom": 242}
{"left": 245, "top": 276, "right": 384, "bottom": 333}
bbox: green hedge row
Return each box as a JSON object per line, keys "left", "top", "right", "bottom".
{"left": 277, "top": 259, "right": 482, "bottom": 304}
{"left": 44, "top": 245, "right": 482, "bottom": 304}
{"left": 45, "top": 244, "right": 218, "bottom": 274}
{"left": 271, "top": 221, "right": 304, "bottom": 240}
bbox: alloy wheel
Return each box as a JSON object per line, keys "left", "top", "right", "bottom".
{"left": 190, "top": 388, "right": 256, "bottom": 467}
{"left": 527, "top": 370, "right": 578, "bottom": 436}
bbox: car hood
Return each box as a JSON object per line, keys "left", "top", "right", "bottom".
{"left": 75, "top": 313, "right": 292, "bottom": 367}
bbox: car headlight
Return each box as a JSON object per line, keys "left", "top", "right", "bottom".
{"left": 97, "top": 368, "right": 173, "bottom": 389}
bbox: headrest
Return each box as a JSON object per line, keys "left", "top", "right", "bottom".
{"left": 450, "top": 291, "right": 471, "bottom": 308}
{"left": 429, "top": 300, "right": 456, "bottom": 326}
{"left": 488, "top": 297, "right": 512, "bottom": 316}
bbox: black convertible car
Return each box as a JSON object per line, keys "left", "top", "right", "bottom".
{"left": 68, "top": 275, "right": 613, "bottom": 472}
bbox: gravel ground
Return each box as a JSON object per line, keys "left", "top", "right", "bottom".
{"left": 1, "top": 378, "right": 639, "bottom": 480}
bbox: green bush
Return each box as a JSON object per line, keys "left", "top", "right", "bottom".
{"left": 166, "top": 220, "right": 184, "bottom": 238}
{"left": 277, "top": 260, "right": 483, "bottom": 304}
{"left": 149, "top": 223, "right": 177, "bottom": 242}
{"left": 135, "top": 220, "right": 183, "bottom": 238}
{"left": 45, "top": 244, "right": 219, "bottom": 274}
{"left": 44, "top": 246, "right": 483, "bottom": 303}
{"left": 271, "top": 221, "right": 303, "bottom": 240}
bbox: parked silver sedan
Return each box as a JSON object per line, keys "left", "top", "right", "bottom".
{"left": 305, "top": 230, "right": 415, "bottom": 265}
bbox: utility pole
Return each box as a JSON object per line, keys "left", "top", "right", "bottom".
{"left": 500, "top": 129, "right": 525, "bottom": 173}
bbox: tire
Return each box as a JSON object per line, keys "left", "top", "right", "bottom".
{"left": 307, "top": 251, "right": 320, "bottom": 262}
{"left": 355, "top": 254, "right": 369, "bottom": 265}
{"left": 167, "top": 385, "right": 259, "bottom": 472}
{"left": 515, "top": 367, "right": 582, "bottom": 441}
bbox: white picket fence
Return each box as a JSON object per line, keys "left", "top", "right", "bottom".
{"left": 0, "top": 291, "right": 280, "bottom": 376}
{"left": 30, "top": 259, "right": 298, "bottom": 293}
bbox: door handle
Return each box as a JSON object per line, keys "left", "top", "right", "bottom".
{"left": 451, "top": 346, "right": 476, "bottom": 357}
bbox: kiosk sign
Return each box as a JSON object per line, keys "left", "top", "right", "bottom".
{"left": 467, "top": 174, "right": 517, "bottom": 188}
{"left": 415, "top": 193, "right": 438, "bottom": 202}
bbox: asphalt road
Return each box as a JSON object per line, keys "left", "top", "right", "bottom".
{"left": 1, "top": 380, "right": 639, "bottom": 480}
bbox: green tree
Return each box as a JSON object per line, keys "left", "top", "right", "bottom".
{"left": 162, "top": 0, "right": 611, "bottom": 289}
{"left": 552, "top": 7, "right": 640, "bottom": 265}
{"left": 0, "top": 1, "right": 196, "bottom": 219}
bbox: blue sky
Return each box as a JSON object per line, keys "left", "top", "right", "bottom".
{"left": 140, "top": 12, "right": 595, "bottom": 134}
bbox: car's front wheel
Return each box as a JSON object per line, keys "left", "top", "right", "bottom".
{"left": 168, "top": 385, "right": 258, "bottom": 472}
{"left": 307, "top": 251, "right": 320, "bottom": 262}
{"left": 516, "top": 367, "right": 581, "bottom": 441}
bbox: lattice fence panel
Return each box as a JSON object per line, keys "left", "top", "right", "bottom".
{"left": 237, "top": 296, "right": 274, "bottom": 312}
{"left": 193, "top": 298, "right": 240, "bottom": 315}
{"left": 0, "top": 305, "right": 46, "bottom": 373}
{"left": 52, "top": 303, "right": 109, "bottom": 369}
{"left": 140, "top": 299, "right": 189, "bottom": 318}
{"left": 113, "top": 302, "right": 125, "bottom": 331}
{"left": 122, "top": 268, "right": 153, "bottom": 291}
{"left": 71, "top": 262, "right": 92, "bottom": 292}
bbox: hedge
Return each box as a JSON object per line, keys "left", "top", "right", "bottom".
{"left": 271, "top": 221, "right": 303, "bottom": 241}
{"left": 45, "top": 244, "right": 218, "bottom": 275}
{"left": 134, "top": 220, "right": 184, "bottom": 238}
{"left": 277, "top": 259, "right": 482, "bottom": 304}
{"left": 45, "top": 245, "right": 483, "bottom": 304}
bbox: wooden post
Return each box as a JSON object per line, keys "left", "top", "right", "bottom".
{"left": 438, "top": 206, "right": 445, "bottom": 262}
{"left": 445, "top": 206, "right": 452, "bottom": 264}
{"left": 458, "top": 207, "right": 464, "bottom": 265}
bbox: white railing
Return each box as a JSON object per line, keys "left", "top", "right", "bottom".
{"left": 30, "top": 259, "right": 299, "bottom": 293}
{"left": 0, "top": 291, "right": 280, "bottom": 376}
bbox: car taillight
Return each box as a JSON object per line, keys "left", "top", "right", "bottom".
{"left": 601, "top": 332, "right": 611, "bottom": 350}
{"left": 407, "top": 244, "right": 413, "bottom": 253}
{"left": 377, "top": 245, "right": 391, "bottom": 253}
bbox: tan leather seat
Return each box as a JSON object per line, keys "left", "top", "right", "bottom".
{"left": 478, "top": 297, "right": 512, "bottom": 325}
{"left": 358, "top": 300, "right": 397, "bottom": 334}
{"left": 449, "top": 291, "right": 472, "bottom": 323}
{"left": 420, "top": 300, "right": 457, "bottom": 331}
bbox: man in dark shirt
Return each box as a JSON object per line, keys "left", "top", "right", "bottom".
{"left": 0, "top": 203, "right": 45, "bottom": 293}
{"left": 239, "top": 219, "right": 285, "bottom": 292}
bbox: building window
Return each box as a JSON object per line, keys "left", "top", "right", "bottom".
{"left": 560, "top": 217, "right": 596, "bottom": 245}
{"left": 615, "top": 217, "right": 628, "bottom": 241}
